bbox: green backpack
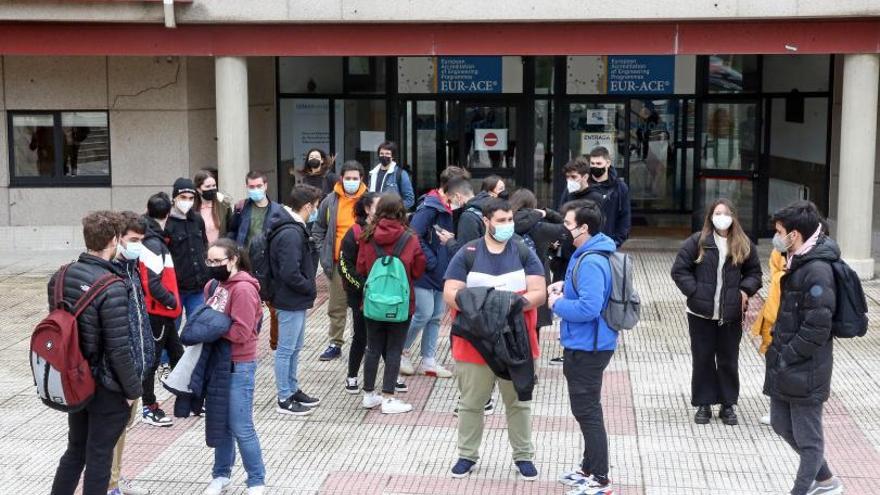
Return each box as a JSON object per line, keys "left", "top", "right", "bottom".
{"left": 363, "top": 232, "right": 412, "bottom": 323}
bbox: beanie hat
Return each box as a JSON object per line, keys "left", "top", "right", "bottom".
{"left": 172, "top": 177, "right": 197, "bottom": 198}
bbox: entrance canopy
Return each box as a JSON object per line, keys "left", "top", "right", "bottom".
{"left": 1, "top": 19, "right": 880, "bottom": 56}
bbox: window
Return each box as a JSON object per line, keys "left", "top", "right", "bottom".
{"left": 707, "top": 55, "right": 759, "bottom": 94}
{"left": 8, "top": 111, "right": 110, "bottom": 186}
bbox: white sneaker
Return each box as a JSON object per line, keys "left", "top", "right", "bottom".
{"left": 362, "top": 391, "right": 382, "bottom": 409}
{"left": 118, "top": 477, "right": 150, "bottom": 495}
{"left": 246, "top": 486, "right": 265, "bottom": 495}
{"left": 417, "top": 362, "right": 453, "bottom": 378}
{"left": 760, "top": 414, "right": 771, "bottom": 426}
{"left": 566, "top": 475, "right": 613, "bottom": 495}
{"left": 381, "top": 397, "right": 413, "bottom": 414}
{"left": 806, "top": 476, "right": 844, "bottom": 495}
{"left": 558, "top": 469, "right": 588, "bottom": 486}
{"left": 400, "top": 354, "right": 415, "bottom": 376}
{"left": 345, "top": 377, "right": 359, "bottom": 395}
{"left": 202, "top": 477, "right": 231, "bottom": 495}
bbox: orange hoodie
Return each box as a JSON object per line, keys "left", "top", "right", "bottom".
{"left": 333, "top": 181, "right": 366, "bottom": 261}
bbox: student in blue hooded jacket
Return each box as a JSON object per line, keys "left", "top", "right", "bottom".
{"left": 547, "top": 199, "right": 618, "bottom": 495}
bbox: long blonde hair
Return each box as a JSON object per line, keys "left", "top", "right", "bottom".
{"left": 696, "top": 198, "right": 751, "bottom": 266}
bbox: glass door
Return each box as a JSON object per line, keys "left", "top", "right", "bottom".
{"left": 446, "top": 101, "right": 521, "bottom": 190}
{"left": 568, "top": 102, "right": 626, "bottom": 176}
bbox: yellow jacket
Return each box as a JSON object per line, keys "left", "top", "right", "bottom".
{"left": 751, "top": 249, "right": 786, "bottom": 354}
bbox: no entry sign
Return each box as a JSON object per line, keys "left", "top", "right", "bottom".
{"left": 474, "top": 129, "right": 508, "bottom": 151}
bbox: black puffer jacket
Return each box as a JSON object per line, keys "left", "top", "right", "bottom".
{"left": 514, "top": 208, "right": 567, "bottom": 328}
{"left": 670, "top": 231, "right": 762, "bottom": 323}
{"left": 47, "top": 254, "right": 142, "bottom": 400}
{"left": 267, "top": 210, "right": 318, "bottom": 312}
{"left": 166, "top": 209, "right": 209, "bottom": 293}
{"left": 764, "top": 236, "right": 838, "bottom": 405}
{"left": 454, "top": 191, "right": 493, "bottom": 245}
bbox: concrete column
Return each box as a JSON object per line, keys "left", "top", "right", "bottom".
{"left": 837, "top": 53, "right": 878, "bottom": 279}
{"left": 215, "top": 56, "right": 249, "bottom": 202}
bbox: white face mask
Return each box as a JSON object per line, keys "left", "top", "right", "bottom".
{"left": 176, "top": 200, "right": 194, "bottom": 214}
{"left": 566, "top": 179, "right": 583, "bottom": 194}
{"left": 712, "top": 213, "right": 733, "bottom": 231}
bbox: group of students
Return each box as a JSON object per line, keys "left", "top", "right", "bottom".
{"left": 41, "top": 135, "right": 847, "bottom": 495}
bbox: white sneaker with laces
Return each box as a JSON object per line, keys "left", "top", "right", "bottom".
{"left": 566, "top": 475, "right": 613, "bottom": 495}
{"left": 118, "top": 477, "right": 150, "bottom": 495}
{"left": 399, "top": 354, "right": 415, "bottom": 376}
{"left": 417, "top": 362, "right": 453, "bottom": 378}
{"left": 381, "top": 397, "right": 413, "bottom": 414}
{"left": 246, "top": 486, "right": 265, "bottom": 495}
{"left": 558, "top": 469, "right": 588, "bottom": 486}
{"left": 362, "top": 391, "right": 382, "bottom": 409}
{"left": 202, "top": 477, "right": 231, "bottom": 495}
{"left": 759, "top": 414, "right": 771, "bottom": 426}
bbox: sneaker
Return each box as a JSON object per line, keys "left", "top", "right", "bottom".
{"left": 276, "top": 397, "right": 313, "bottom": 416}
{"left": 381, "top": 397, "right": 413, "bottom": 414}
{"left": 395, "top": 380, "right": 408, "bottom": 393}
{"left": 453, "top": 398, "right": 495, "bottom": 417}
{"left": 202, "top": 477, "right": 231, "bottom": 495}
{"left": 514, "top": 460, "right": 539, "bottom": 481}
{"left": 558, "top": 469, "right": 588, "bottom": 486}
{"left": 400, "top": 354, "right": 415, "bottom": 376}
{"left": 141, "top": 404, "right": 172, "bottom": 427}
{"left": 158, "top": 363, "right": 171, "bottom": 381}
{"left": 806, "top": 476, "right": 844, "bottom": 495}
{"left": 118, "top": 478, "right": 150, "bottom": 495}
{"left": 719, "top": 405, "right": 738, "bottom": 426}
{"left": 319, "top": 344, "right": 341, "bottom": 361}
{"left": 345, "top": 377, "right": 359, "bottom": 395}
{"left": 450, "top": 458, "right": 476, "bottom": 478}
{"left": 246, "top": 486, "right": 265, "bottom": 495}
{"left": 418, "top": 362, "right": 453, "bottom": 378}
{"left": 566, "top": 475, "right": 613, "bottom": 495}
{"left": 292, "top": 389, "right": 320, "bottom": 407}
{"left": 362, "top": 391, "right": 382, "bottom": 409}
{"left": 759, "top": 413, "right": 771, "bottom": 426}
{"left": 549, "top": 356, "right": 564, "bottom": 365}
{"left": 694, "top": 405, "right": 712, "bottom": 425}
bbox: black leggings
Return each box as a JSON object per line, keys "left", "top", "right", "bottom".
{"left": 346, "top": 295, "right": 367, "bottom": 379}
{"left": 142, "top": 315, "right": 184, "bottom": 405}
{"left": 362, "top": 318, "right": 409, "bottom": 395}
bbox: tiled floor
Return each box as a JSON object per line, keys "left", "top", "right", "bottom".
{"left": 1, "top": 242, "right": 879, "bottom": 495}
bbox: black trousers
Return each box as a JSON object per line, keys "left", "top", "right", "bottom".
{"left": 687, "top": 313, "right": 742, "bottom": 407}
{"left": 50, "top": 384, "right": 130, "bottom": 495}
{"left": 346, "top": 295, "right": 368, "bottom": 379}
{"left": 563, "top": 349, "right": 614, "bottom": 478}
{"left": 363, "top": 318, "right": 408, "bottom": 394}
{"left": 142, "top": 315, "right": 184, "bottom": 405}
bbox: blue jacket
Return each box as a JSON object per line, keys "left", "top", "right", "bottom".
{"left": 228, "top": 198, "right": 284, "bottom": 247}
{"left": 553, "top": 233, "right": 618, "bottom": 352}
{"left": 411, "top": 190, "right": 454, "bottom": 291}
{"left": 368, "top": 163, "right": 415, "bottom": 209}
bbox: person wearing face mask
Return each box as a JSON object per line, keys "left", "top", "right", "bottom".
{"left": 671, "top": 198, "right": 762, "bottom": 426}
{"left": 264, "top": 185, "right": 324, "bottom": 416}
{"left": 580, "top": 147, "right": 631, "bottom": 248}
{"left": 297, "top": 148, "right": 338, "bottom": 197}
{"left": 312, "top": 161, "right": 368, "bottom": 361}
{"left": 166, "top": 177, "right": 210, "bottom": 325}
{"left": 368, "top": 141, "right": 415, "bottom": 209}
{"left": 442, "top": 198, "right": 547, "bottom": 481}
{"left": 556, "top": 157, "right": 592, "bottom": 210}
{"left": 227, "top": 171, "right": 283, "bottom": 249}
{"left": 194, "top": 170, "right": 233, "bottom": 244}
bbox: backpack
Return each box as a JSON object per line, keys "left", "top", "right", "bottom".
{"left": 30, "top": 264, "right": 120, "bottom": 412}
{"left": 363, "top": 232, "right": 413, "bottom": 323}
{"left": 829, "top": 259, "right": 869, "bottom": 338}
{"left": 572, "top": 250, "right": 641, "bottom": 332}
{"left": 521, "top": 231, "right": 537, "bottom": 253}
{"left": 250, "top": 223, "right": 294, "bottom": 302}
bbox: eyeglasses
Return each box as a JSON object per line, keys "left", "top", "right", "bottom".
{"left": 205, "top": 257, "right": 228, "bottom": 267}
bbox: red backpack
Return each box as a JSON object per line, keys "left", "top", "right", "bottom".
{"left": 30, "top": 264, "right": 120, "bottom": 412}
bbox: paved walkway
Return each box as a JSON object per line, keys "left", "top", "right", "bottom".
{"left": 1, "top": 241, "right": 879, "bottom": 494}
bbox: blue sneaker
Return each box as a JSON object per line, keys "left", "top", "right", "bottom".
{"left": 450, "top": 458, "right": 476, "bottom": 478}
{"left": 319, "top": 344, "right": 341, "bottom": 361}
{"left": 514, "top": 460, "right": 539, "bottom": 481}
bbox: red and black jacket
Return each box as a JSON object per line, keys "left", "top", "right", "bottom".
{"left": 139, "top": 216, "right": 182, "bottom": 319}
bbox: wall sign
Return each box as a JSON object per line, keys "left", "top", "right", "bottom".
{"left": 607, "top": 55, "right": 674, "bottom": 95}
{"left": 475, "top": 129, "right": 508, "bottom": 151}
{"left": 580, "top": 131, "right": 616, "bottom": 159}
{"left": 437, "top": 56, "right": 502, "bottom": 93}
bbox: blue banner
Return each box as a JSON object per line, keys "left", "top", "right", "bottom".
{"left": 607, "top": 55, "right": 675, "bottom": 95}
{"left": 437, "top": 56, "right": 502, "bottom": 93}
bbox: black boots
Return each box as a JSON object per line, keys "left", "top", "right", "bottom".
{"left": 719, "top": 405, "right": 738, "bottom": 425}
{"left": 694, "top": 405, "right": 712, "bottom": 424}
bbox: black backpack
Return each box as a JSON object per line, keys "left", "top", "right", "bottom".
{"left": 829, "top": 259, "right": 869, "bottom": 338}
{"left": 249, "top": 223, "right": 293, "bottom": 302}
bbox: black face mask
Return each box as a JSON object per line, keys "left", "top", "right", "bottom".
{"left": 307, "top": 159, "right": 322, "bottom": 170}
{"left": 200, "top": 189, "right": 217, "bottom": 202}
{"left": 590, "top": 166, "right": 607, "bottom": 179}
{"left": 379, "top": 156, "right": 392, "bottom": 166}
{"left": 208, "top": 265, "right": 230, "bottom": 282}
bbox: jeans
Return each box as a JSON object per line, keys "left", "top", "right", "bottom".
{"left": 50, "top": 385, "right": 131, "bottom": 495}
{"left": 687, "top": 313, "right": 742, "bottom": 407}
{"left": 143, "top": 315, "right": 183, "bottom": 405}
{"left": 771, "top": 398, "right": 833, "bottom": 495}
{"left": 346, "top": 294, "right": 367, "bottom": 379}
{"left": 563, "top": 349, "right": 614, "bottom": 477}
{"left": 363, "top": 318, "right": 408, "bottom": 394}
{"left": 274, "top": 309, "right": 307, "bottom": 401}
{"left": 213, "top": 361, "right": 265, "bottom": 488}
{"left": 404, "top": 287, "right": 445, "bottom": 360}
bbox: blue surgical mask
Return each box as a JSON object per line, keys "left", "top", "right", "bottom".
{"left": 491, "top": 222, "right": 515, "bottom": 243}
{"left": 308, "top": 208, "right": 318, "bottom": 223}
{"left": 343, "top": 179, "right": 361, "bottom": 195}
{"left": 248, "top": 188, "right": 266, "bottom": 203}
{"left": 121, "top": 241, "right": 143, "bottom": 261}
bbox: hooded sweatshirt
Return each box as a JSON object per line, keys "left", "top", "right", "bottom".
{"left": 411, "top": 189, "right": 455, "bottom": 291}
{"left": 553, "top": 233, "right": 618, "bottom": 352}
{"left": 355, "top": 218, "right": 426, "bottom": 314}
{"left": 203, "top": 271, "right": 262, "bottom": 362}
